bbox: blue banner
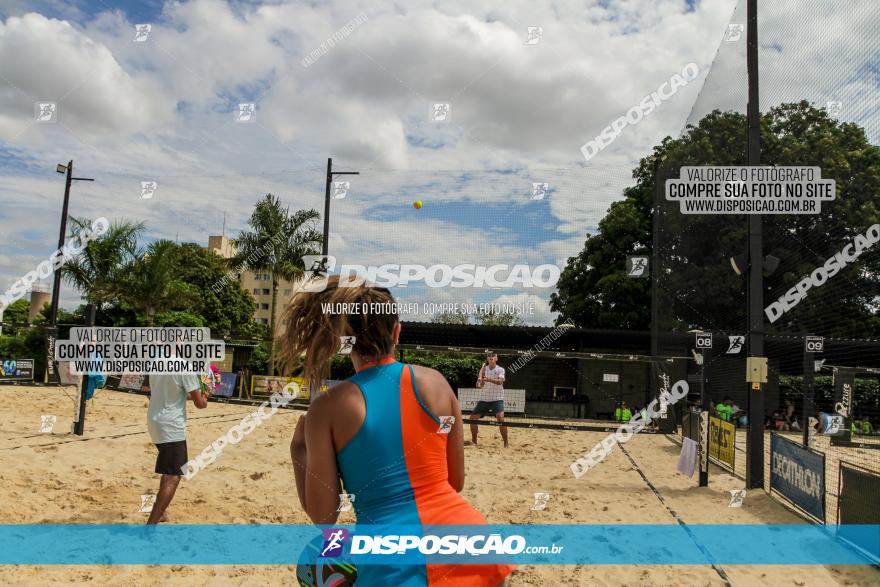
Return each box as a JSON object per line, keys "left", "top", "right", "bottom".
{"left": 771, "top": 434, "right": 826, "bottom": 521}
{"left": 214, "top": 372, "right": 237, "bottom": 397}
{"left": 0, "top": 525, "right": 877, "bottom": 565}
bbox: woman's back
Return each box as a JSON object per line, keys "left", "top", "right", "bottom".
{"left": 334, "top": 359, "right": 513, "bottom": 586}
{"left": 337, "top": 359, "right": 472, "bottom": 524}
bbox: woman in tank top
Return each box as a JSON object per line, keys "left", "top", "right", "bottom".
{"left": 278, "top": 275, "right": 514, "bottom": 586}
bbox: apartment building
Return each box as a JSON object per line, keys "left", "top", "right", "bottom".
{"left": 206, "top": 235, "right": 299, "bottom": 328}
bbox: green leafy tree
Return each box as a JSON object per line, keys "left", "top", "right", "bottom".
{"left": 551, "top": 102, "right": 880, "bottom": 336}
{"left": 173, "top": 243, "right": 258, "bottom": 337}
{"left": 62, "top": 218, "right": 144, "bottom": 308}
{"left": 120, "top": 240, "right": 198, "bottom": 326}
{"left": 35, "top": 303, "right": 84, "bottom": 326}
{"left": 1, "top": 299, "right": 31, "bottom": 333}
{"left": 231, "top": 194, "right": 322, "bottom": 366}
{"left": 432, "top": 308, "right": 526, "bottom": 326}
{"left": 432, "top": 310, "right": 469, "bottom": 325}
{"left": 477, "top": 308, "right": 526, "bottom": 327}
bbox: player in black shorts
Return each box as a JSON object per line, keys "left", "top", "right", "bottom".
{"left": 469, "top": 352, "right": 509, "bottom": 448}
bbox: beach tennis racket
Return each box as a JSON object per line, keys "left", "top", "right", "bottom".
{"left": 296, "top": 538, "right": 357, "bottom": 587}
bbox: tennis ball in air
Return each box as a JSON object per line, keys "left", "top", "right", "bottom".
{"left": 413, "top": 200, "right": 423, "bottom": 209}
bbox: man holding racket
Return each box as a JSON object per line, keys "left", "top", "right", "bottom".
{"left": 470, "top": 352, "right": 509, "bottom": 448}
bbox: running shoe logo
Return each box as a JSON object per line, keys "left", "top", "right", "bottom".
{"left": 320, "top": 528, "right": 350, "bottom": 558}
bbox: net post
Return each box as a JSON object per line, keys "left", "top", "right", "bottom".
{"left": 802, "top": 337, "right": 814, "bottom": 447}
{"left": 73, "top": 304, "right": 96, "bottom": 436}
{"left": 699, "top": 346, "right": 711, "bottom": 487}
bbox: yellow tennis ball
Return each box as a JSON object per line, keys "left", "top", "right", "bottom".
{"left": 413, "top": 200, "right": 423, "bottom": 209}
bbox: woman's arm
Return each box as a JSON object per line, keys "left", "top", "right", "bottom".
{"left": 440, "top": 372, "right": 464, "bottom": 491}
{"left": 444, "top": 381, "right": 466, "bottom": 492}
{"left": 291, "top": 415, "right": 309, "bottom": 511}
{"left": 291, "top": 402, "right": 343, "bottom": 524}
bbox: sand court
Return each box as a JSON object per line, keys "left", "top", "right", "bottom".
{"left": 0, "top": 385, "right": 877, "bottom": 586}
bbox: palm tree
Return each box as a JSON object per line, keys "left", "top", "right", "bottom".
{"left": 231, "top": 194, "right": 322, "bottom": 365}
{"left": 61, "top": 218, "right": 144, "bottom": 308}
{"left": 121, "top": 240, "right": 198, "bottom": 326}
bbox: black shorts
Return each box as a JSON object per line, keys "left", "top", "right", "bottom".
{"left": 155, "top": 440, "right": 188, "bottom": 475}
{"left": 472, "top": 400, "right": 504, "bottom": 416}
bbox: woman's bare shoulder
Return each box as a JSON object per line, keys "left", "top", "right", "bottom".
{"left": 308, "top": 380, "right": 362, "bottom": 415}
{"left": 409, "top": 365, "right": 454, "bottom": 396}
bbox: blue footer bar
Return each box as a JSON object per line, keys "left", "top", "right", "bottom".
{"left": 0, "top": 525, "right": 877, "bottom": 565}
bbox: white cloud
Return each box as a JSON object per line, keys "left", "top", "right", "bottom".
{"left": 0, "top": 0, "right": 875, "bottom": 325}
{"left": 0, "top": 13, "right": 174, "bottom": 140}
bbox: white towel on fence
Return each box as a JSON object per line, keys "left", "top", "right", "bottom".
{"left": 677, "top": 437, "right": 698, "bottom": 478}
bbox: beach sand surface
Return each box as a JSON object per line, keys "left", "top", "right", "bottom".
{"left": 0, "top": 385, "right": 876, "bottom": 586}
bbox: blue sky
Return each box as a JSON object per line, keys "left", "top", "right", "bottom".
{"left": 0, "top": 0, "right": 874, "bottom": 325}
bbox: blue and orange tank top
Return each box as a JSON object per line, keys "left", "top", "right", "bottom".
{"left": 335, "top": 358, "right": 514, "bottom": 586}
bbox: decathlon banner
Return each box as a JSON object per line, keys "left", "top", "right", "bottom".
{"left": 1, "top": 524, "right": 877, "bottom": 565}
{"left": 458, "top": 388, "right": 525, "bottom": 413}
{"left": 708, "top": 416, "right": 735, "bottom": 470}
{"left": 770, "top": 434, "right": 825, "bottom": 522}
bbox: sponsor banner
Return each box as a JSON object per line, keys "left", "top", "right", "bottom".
{"left": 708, "top": 416, "right": 735, "bottom": 470}
{"left": 0, "top": 358, "right": 34, "bottom": 382}
{"left": 654, "top": 363, "right": 676, "bottom": 433}
{"left": 214, "top": 372, "right": 238, "bottom": 398}
{"left": 251, "top": 375, "right": 314, "bottom": 401}
{"left": 770, "top": 434, "right": 825, "bottom": 521}
{"left": 45, "top": 327, "right": 59, "bottom": 383}
{"left": 118, "top": 373, "right": 147, "bottom": 391}
{"left": 830, "top": 368, "right": 855, "bottom": 444}
{"left": 838, "top": 463, "right": 880, "bottom": 558}
{"left": 0, "top": 524, "right": 877, "bottom": 565}
{"left": 699, "top": 410, "right": 709, "bottom": 473}
{"left": 458, "top": 388, "right": 525, "bottom": 413}
{"left": 58, "top": 362, "right": 81, "bottom": 385}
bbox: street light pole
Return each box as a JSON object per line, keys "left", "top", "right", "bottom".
{"left": 322, "top": 158, "right": 359, "bottom": 257}
{"left": 49, "top": 160, "right": 74, "bottom": 329}
{"left": 46, "top": 161, "right": 94, "bottom": 385}
{"left": 745, "top": 0, "right": 765, "bottom": 489}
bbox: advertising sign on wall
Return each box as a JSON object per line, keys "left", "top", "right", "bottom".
{"left": 770, "top": 434, "right": 825, "bottom": 522}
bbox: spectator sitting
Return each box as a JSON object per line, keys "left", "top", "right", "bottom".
{"left": 730, "top": 402, "right": 746, "bottom": 426}
{"left": 614, "top": 401, "right": 632, "bottom": 423}
{"left": 783, "top": 399, "right": 797, "bottom": 430}
{"left": 767, "top": 408, "right": 785, "bottom": 431}
{"left": 862, "top": 417, "right": 874, "bottom": 435}
{"left": 851, "top": 417, "right": 863, "bottom": 435}
{"left": 715, "top": 397, "right": 734, "bottom": 422}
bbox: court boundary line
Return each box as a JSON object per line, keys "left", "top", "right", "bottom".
{"left": 617, "top": 442, "right": 733, "bottom": 586}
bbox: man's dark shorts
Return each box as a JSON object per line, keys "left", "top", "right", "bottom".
{"left": 472, "top": 400, "right": 505, "bottom": 417}
{"left": 155, "top": 440, "right": 188, "bottom": 475}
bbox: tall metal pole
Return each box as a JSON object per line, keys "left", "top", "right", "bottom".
{"left": 651, "top": 156, "right": 661, "bottom": 360}
{"left": 745, "top": 0, "right": 765, "bottom": 489}
{"left": 322, "top": 158, "right": 359, "bottom": 258}
{"left": 802, "top": 342, "right": 814, "bottom": 447}
{"left": 322, "top": 158, "right": 332, "bottom": 257}
{"left": 73, "top": 303, "right": 96, "bottom": 436}
{"left": 651, "top": 155, "right": 663, "bottom": 426}
{"left": 50, "top": 160, "right": 73, "bottom": 327}
{"left": 700, "top": 345, "right": 711, "bottom": 487}
{"left": 45, "top": 161, "right": 74, "bottom": 384}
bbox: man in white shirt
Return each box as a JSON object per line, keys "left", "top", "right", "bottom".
{"left": 145, "top": 335, "right": 207, "bottom": 524}
{"left": 469, "top": 352, "right": 509, "bottom": 448}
